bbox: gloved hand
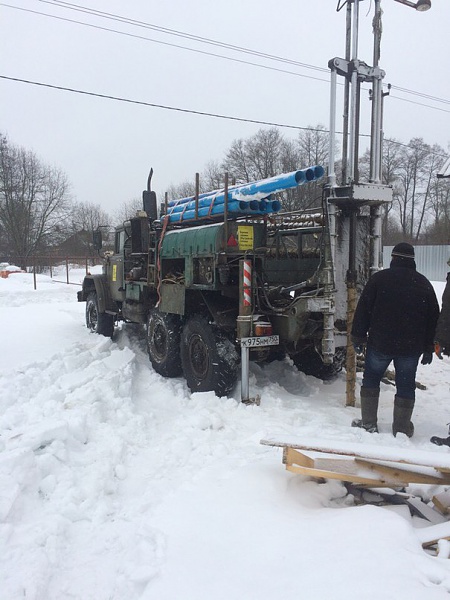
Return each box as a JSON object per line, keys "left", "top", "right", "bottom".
{"left": 435, "top": 342, "right": 450, "bottom": 359}
{"left": 435, "top": 342, "right": 444, "bottom": 360}
{"left": 421, "top": 352, "right": 433, "bottom": 365}
{"left": 351, "top": 335, "right": 366, "bottom": 355}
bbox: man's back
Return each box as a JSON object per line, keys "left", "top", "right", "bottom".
{"left": 352, "top": 263, "right": 439, "bottom": 355}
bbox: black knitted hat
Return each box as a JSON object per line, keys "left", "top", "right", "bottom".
{"left": 391, "top": 242, "right": 415, "bottom": 259}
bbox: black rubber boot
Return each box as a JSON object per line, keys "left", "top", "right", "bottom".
{"left": 392, "top": 395, "right": 414, "bottom": 438}
{"left": 430, "top": 435, "right": 450, "bottom": 447}
{"left": 352, "top": 387, "right": 379, "bottom": 433}
{"left": 430, "top": 424, "right": 450, "bottom": 446}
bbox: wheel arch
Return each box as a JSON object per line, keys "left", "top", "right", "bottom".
{"left": 80, "top": 274, "right": 113, "bottom": 314}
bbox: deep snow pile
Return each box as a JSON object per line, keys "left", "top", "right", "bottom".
{"left": 1, "top": 269, "right": 450, "bottom": 599}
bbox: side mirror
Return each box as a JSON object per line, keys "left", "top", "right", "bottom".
{"left": 93, "top": 229, "right": 103, "bottom": 251}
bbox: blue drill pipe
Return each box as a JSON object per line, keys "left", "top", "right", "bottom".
{"left": 258, "top": 199, "right": 282, "bottom": 213}
{"left": 167, "top": 198, "right": 281, "bottom": 224}
{"left": 167, "top": 165, "right": 325, "bottom": 211}
{"left": 169, "top": 194, "right": 262, "bottom": 214}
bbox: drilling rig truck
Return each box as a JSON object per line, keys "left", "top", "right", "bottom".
{"left": 76, "top": 163, "right": 386, "bottom": 400}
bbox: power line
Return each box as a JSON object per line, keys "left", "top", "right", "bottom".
{"left": 4, "top": 1, "right": 450, "bottom": 112}
{"left": 0, "top": 3, "right": 331, "bottom": 85}
{"left": 0, "top": 74, "right": 447, "bottom": 159}
{"left": 389, "top": 94, "right": 450, "bottom": 115}
{"left": 0, "top": 74, "right": 329, "bottom": 132}
{"left": 390, "top": 85, "right": 450, "bottom": 107}
{"left": 37, "top": 0, "right": 329, "bottom": 74}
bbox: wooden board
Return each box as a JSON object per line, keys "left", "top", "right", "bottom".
{"left": 432, "top": 490, "right": 450, "bottom": 515}
{"left": 262, "top": 438, "right": 450, "bottom": 488}
{"left": 416, "top": 522, "right": 450, "bottom": 548}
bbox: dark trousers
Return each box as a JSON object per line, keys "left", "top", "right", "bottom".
{"left": 362, "top": 346, "right": 420, "bottom": 401}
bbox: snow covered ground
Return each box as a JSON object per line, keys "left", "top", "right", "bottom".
{"left": 2, "top": 268, "right": 450, "bottom": 599}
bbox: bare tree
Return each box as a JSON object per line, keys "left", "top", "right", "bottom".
{"left": 202, "top": 160, "right": 224, "bottom": 191}
{"left": 245, "top": 128, "right": 284, "bottom": 180}
{"left": 114, "top": 197, "right": 143, "bottom": 224}
{"left": 297, "top": 125, "right": 329, "bottom": 167}
{"left": 222, "top": 138, "right": 252, "bottom": 184}
{"left": 69, "top": 201, "right": 112, "bottom": 255}
{"left": 294, "top": 125, "right": 330, "bottom": 210}
{"left": 0, "top": 134, "right": 71, "bottom": 268}
{"left": 222, "top": 128, "right": 285, "bottom": 183}
{"left": 395, "top": 138, "right": 430, "bottom": 239}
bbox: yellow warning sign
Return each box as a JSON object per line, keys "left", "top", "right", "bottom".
{"left": 237, "top": 226, "right": 254, "bottom": 250}
{"left": 112, "top": 264, "right": 117, "bottom": 282}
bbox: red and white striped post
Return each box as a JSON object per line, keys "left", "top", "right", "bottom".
{"left": 243, "top": 259, "right": 252, "bottom": 310}
{"left": 238, "top": 258, "right": 254, "bottom": 403}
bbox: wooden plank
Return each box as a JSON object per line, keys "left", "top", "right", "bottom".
{"left": 416, "top": 522, "right": 450, "bottom": 548}
{"left": 354, "top": 458, "right": 450, "bottom": 486}
{"left": 290, "top": 458, "right": 410, "bottom": 486}
{"left": 314, "top": 457, "right": 363, "bottom": 476}
{"left": 285, "top": 463, "right": 394, "bottom": 486}
{"left": 284, "top": 447, "right": 314, "bottom": 468}
{"left": 261, "top": 437, "right": 450, "bottom": 471}
{"left": 432, "top": 490, "right": 450, "bottom": 515}
{"left": 267, "top": 438, "right": 450, "bottom": 488}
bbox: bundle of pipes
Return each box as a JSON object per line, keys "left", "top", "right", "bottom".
{"left": 166, "top": 165, "right": 325, "bottom": 223}
{"left": 267, "top": 212, "right": 325, "bottom": 230}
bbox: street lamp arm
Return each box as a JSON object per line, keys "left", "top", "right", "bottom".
{"left": 393, "top": 0, "right": 431, "bottom": 11}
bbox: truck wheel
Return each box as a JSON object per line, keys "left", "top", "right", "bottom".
{"left": 147, "top": 308, "right": 183, "bottom": 377}
{"left": 181, "top": 315, "right": 239, "bottom": 397}
{"left": 86, "top": 292, "right": 114, "bottom": 337}
{"left": 293, "top": 346, "right": 346, "bottom": 381}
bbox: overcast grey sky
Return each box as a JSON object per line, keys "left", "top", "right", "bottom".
{"left": 1, "top": 0, "right": 449, "bottom": 215}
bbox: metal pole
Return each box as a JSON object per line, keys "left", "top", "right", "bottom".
{"left": 195, "top": 173, "right": 199, "bottom": 220}
{"left": 241, "top": 346, "right": 250, "bottom": 402}
{"left": 348, "top": 0, "right": 360, "bottom": 182}
{"left": 353, "top": 79, "right": 361, "bottom": 184}
{"left": 66, "top": 257, "right": 69, "bottom": 284}
{"left": 224, "top": 172, "right": 229, "bottom": 244}
{"left": 370, "top": 205, "right": 383, "bottom": 275}
{"left": 370, "top": 0, "right": 383, "bottom": 183}
{"left": 341, "top": 0, "right": 352, "bottom": 184}
{"left": 238, "top": 258, "right": 259, "bottom": 404}
{"left": 370, "top": 0, "right": 385, "bottom": 271}
{"left": 327, "top": 66, "right": 337, "bottom": 189}
{"left": 345, "top": 211, "right": 358, "bottom": 406}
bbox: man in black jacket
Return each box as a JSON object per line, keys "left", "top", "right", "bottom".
{"left": 351, "top": 242, "right": 439, "bottom": 437}
{"left": 430, "top": 270, "right": 450, "bottom": 446}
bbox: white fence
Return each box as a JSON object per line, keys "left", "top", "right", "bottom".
{"left": 383, "top": 245, "right": 450, "bottom": 282}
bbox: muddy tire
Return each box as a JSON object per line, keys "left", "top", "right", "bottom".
{"left": 86, "top": 292, "right": 114, "bottom": 337}
{"left": 293, "top": 346, "right": 346, "bottom": 381}
{"left": 147, "top": 308, "right": 183, "bottom": 377}
{"left": 181, "top": 314, "right": 238, "bottom": 397}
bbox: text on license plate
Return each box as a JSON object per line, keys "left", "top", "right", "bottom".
{"left": 240, "top": 335, "right": 279, "bottom": 348}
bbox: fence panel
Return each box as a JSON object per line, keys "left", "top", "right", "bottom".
{"left": 383, "top": 245, "right": 450, "bottom": 282}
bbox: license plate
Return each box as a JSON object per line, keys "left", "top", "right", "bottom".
{"left": 240, "top": 335, "right": 279, "bottom": 348}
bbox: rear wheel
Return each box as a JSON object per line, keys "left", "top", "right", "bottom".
{"left": 86, "top": 292, "right": 114, "bottom": 337}
{"left": 181, "top": 314, "right": 239, "bottom": 397}
{"left": 147, "top": 308, "right": 183, "bottom": 377}
{"left": 293, "top": 346, "right": 346, "bottom": 381}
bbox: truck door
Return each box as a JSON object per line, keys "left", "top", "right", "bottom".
{"left": 107, "top": 228, "right": 126, "bottom": 302}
